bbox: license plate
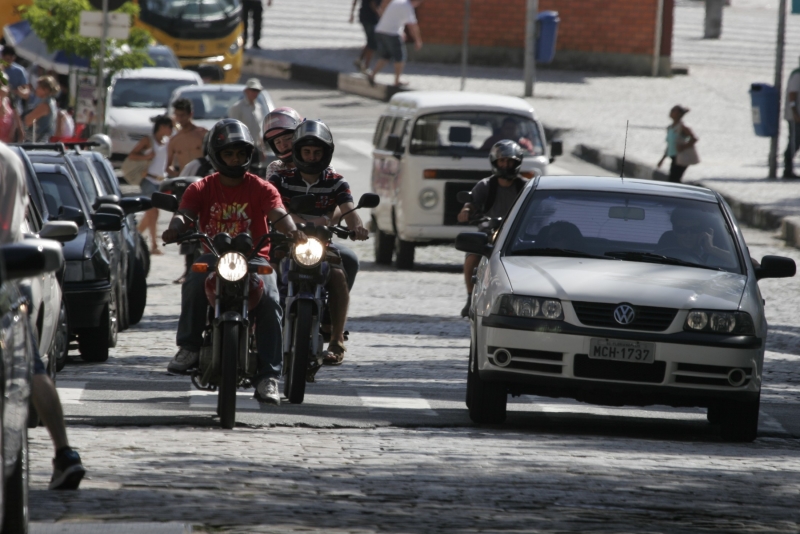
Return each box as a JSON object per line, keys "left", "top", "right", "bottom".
{"left": 588, "top": 338, "right": 655, "bottom": 364}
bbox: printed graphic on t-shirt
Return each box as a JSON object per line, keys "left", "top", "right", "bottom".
{"left": 207, "top": 202, "right": 252, "bottom": 236}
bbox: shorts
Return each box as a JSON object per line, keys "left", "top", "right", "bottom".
{"left": 140, "top": 178, "right": 159, "bottom": 196}
{"left": 375, "top": 32, "right": 406, "bottom": 63}
{"left": 361, "top": 21, "right": 377, "bottom": 51}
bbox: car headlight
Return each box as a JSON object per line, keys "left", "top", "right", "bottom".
{"left": 229, "top": 37, "right": 243, "bottom": 55}
{"left": 217, "top": 252, "right": 248, "bottom": 282}
{"left": 419, "top": 188, "right": 438, "bottom": 210}
{"left": 494, "top": 294, "right": 564, "bottom": 320}
{"left": 684, "top": 310, "right": 755, "bottom": 335}
{"left": 293, "top": 238, "right": 325, "bottom": 268}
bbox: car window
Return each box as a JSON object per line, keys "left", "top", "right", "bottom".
{"left": 112, "top": 78, "right": 198, "bottom": 108}
{"left": 176, "top": 89, "right": 271, "bottom": 119}
{"left": 505, "top": 190, "right": 742, "bottom": 273}
{"left": 36, "top": 173, "right": 84, "bottom": 221}
{"left": 68, "top": 158, "right": 102, "bottom": 207}
{"left": 410, "top": 112, "right": 544, "bottom": 158}
{"left": 148, "top": 49, "right": 181, "bottom": 69}
{"left": 91, "top": 159, "right": 120, "bottom": 195}
{"left": 372, "top": 116, "right": 387, "bottom": 147}
{"left": 144, "top": 0, "right": 238, "bottom": 19}
{"left": 376, "top": 117, "right": 397, "bottom": 150}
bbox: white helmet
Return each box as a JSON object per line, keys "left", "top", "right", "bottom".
{"left": 88, "top": 134, "right": 112, "bottom": 158}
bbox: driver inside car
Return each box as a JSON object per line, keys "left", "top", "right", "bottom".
{"left": 657, "top": 208, "right": 734, "bottom": 265}
{"left": 161, "top": 119, "right": 305, "bottom": 406}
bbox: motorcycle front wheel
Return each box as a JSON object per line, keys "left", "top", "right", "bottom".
{"left": 219, "top": 322, "right": 239, "bottom": 429}
{"left": 285, "top": 300, "right": 313, "bottom": 404}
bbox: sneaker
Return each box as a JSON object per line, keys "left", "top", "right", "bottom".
{"left": 460, "top": 294, "right": 472, "bottom": 318}
{"left": 49, "top": 447, "right": 86, "bottom": 490}
{"left": 254, "top": 377, "right": 280, "bottom": 405}
{"left": 167, "top": 348, "right": 199, "bottom": 374}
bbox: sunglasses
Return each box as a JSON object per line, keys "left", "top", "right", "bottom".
{"left": 674, "top": 225, "right": 705, "bottom": 234}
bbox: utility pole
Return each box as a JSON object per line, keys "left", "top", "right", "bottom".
{"left": 769, "top": 0, "right": 787, "bottom": 178}
{"left": 94, "top": 0, "right": 108, "bottom": 133}
{"left": 523, "top": 0, "right": 538, "bottom": 97}
{"left": 460, "top": 0, "right": 472, "bottom": 91}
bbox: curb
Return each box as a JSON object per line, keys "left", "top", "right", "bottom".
{"left": 573, "top": 143, "right": 800, "bottom": 248}
{"left": 242, "top": 54, "right": 407, "bottom": 102}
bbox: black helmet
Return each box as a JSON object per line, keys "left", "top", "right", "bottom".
{"left": 292, "top": 119, "right": 334, "bottom": 175}
{"left": 263, "top": 107, "right": 303, "bottom": 163}
{"left": 206, "top": 119, "right": 254, "bottom": 178}
{"left": 489, "top": 139, "right": 524, "bottom": 178}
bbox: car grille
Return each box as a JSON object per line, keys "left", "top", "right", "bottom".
{"left": 572, "top": 301, "right": 678, "bottom": 331}
{"left": 673, "top": 363, "right": 752, "bottom": 387}
{"left": 488, "top": 347, "right": 563, "bottom": 374}
{"left": 573, "top": 354, "right": 666, "bottom": 383}
{"left": 444, "top": 182, "right": 479, "bottom": 225}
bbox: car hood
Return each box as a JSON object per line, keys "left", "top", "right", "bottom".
{"left": 501, "top": 256, "right": 747, "bottom": 310}
{"left": 108, "top": 107, "right": 165, "bottom": 128}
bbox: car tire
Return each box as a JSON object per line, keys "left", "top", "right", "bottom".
{"left": 54, "top": 302, "right": 69, "bottom": 372}
{"left": 138, "top": 234, "right": 151, "bottom": 278}
{"left": 374, "top": 228, "right": 394, "bottom": 265}
{"left": 2, "top": 423, "right": 29, "bottom": 534}
{"left": 467, "top": 339, "right": 507, "bottom": 425}
{"left": 706, "top": 405, "right": 723, "bottom": 425}
{"left": 118, "top": 281, "right": 130, "bottom": 332}
{"left": 395, "top": 238, "right": 415, "bottom": 270}
{"left": 107, "top": 288, "right": 119, "bottom": 349}
{"left": 78, "top": 304, "right": 110, "bottom": 363}
{"left": 719, "top": 394, "right": 760, "bottom": 443}
{"left": 128, "top": 257, "right": 148, "bottom": 326}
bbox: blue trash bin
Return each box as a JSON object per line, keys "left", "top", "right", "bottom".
{"left": 792, "top": 0, "right": 800, "bottom": 14}
{"left": 536, "top": 11, "right": 560, "bottom": 64}
{"left": 749, "top": 83, "right": 779, "bottom": 137}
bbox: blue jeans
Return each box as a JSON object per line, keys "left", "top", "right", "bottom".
{"left": 332, "top": 241, "right": 359, "bottom": 291}
{"left": 176, "top": 253, "right": 283, "bottom": 384}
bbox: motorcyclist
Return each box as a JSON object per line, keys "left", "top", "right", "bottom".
{"left": 162, "top": 119, "right": 305, "bottom": 405}
{"left": 268, "top": 120, "right": 369, "bottom": 365}
{"left": 457, "top": 140, "right": 528, "bottom": 317}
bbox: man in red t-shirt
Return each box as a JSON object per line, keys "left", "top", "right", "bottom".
{"left": 162, "top": 119, "right": 304, "bottom": 405}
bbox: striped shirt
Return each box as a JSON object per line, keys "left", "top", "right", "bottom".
{"left": 268, "top": 167, "right": 353, "bottom": 217}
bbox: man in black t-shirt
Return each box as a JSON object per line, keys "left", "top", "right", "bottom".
{"left": 350, "top": 0, "right": 381, "bottom": 72}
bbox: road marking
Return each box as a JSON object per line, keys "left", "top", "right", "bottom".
{"left": 56, "top": 382, "right": 86, "bottom": 405}
{"left": 189, "top": 389, "right": 263, "bottom": 411}
{"left": 357, "top": 389, "right": 438, "bottom": 415}
{"left": 339, "top": 139, "right": 375, "bottom": 159}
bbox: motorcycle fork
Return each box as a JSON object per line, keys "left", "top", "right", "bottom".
{"left": 282, "top": 281, "right": 323, "bottom": 369}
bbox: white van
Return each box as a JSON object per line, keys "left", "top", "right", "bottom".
{"left": 370, "top": 91, "right": 561, "bottom": 269}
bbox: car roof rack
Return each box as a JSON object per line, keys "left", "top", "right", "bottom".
{"left": 13, "top": 142, "right": 67, "bottom": 154}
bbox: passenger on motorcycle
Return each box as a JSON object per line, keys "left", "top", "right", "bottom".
{"left": 268, "top": 119, "right": 369, "bottom": 365}
{"left": 263, "top": 107, "right": 304, "bottom": 176}
{"left": 457, "top": 139, "right": 528, "bottom": 317}
{"left": 162, "top": 119, "right": 305, "bottom": 405}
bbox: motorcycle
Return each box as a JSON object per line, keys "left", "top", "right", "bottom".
{"left": 276, "top": 193, "right": 380, "bottom": 405}
{"left": 151, "top": 191, "right": 292, "bottom": 429}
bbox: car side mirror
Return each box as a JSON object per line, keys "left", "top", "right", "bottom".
{"left": 96, "top": 203, "right": 125, "bottom": 219}
{"left": 455, "top": 232, "right": 493, "bottom": 257}
{"left": 457, "top": 190, "right": 473, "bottom": 204}
{"left": 151, "top": 192, "right": 180, "bottom": 212}
{"left": 356, "top": 193, "right": 380, "bottom": 209}
{"left": 386, "top": 134, "right": 402, "bottom": 155}
{"left": 92, "top": 212, "right": 123, "bottom": 232}
{"left": 55, "top": 206, "right": 86, "bottom": 227}
{"left": 119, "top": 196, "right": 152, "bottom": 215}
{"left": 755, "top": 255, "right": 796, "bottom": 280}
{"left": 0, "top": 239, "right": 64, "bottom": 280}
{"left": 93, "top": 194, "right": 120, "bottom": 210}
{"left": 289, "top": 194, "right": 317, "bottom": 214}
{"left": 39, "top": 221, "right": 79, "bottom": 243}
{"left": 550, "top": 139, "right": 563, "bottom": 162}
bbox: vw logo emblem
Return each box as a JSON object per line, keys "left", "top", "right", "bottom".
{"left": 614, "top": 304, "right": 635, "bottom": 325}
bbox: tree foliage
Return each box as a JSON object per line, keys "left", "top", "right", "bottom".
{"left": 20, "top": 0, "right": 154, "bottom": 75}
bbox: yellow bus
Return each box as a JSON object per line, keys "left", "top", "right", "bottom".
{"left": 0, "top": 0, "right": 31, "bottom": 31}
{"left": 135, "top": 0, "right": 243, "bottom": 84}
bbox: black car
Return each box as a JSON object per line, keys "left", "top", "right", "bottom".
{"left": 30, "top": 161, "right": 123, "bottom": 362}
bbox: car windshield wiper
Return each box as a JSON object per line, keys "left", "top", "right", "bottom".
{"left": 604, "top": 251, "right": 723, "bottom": 271}
{"left": 509, "top": 247, "right": 613, "bottom": 260}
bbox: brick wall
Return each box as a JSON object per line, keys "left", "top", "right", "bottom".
{"left": 413, "top": 0, "right": 674, "bottom": 74}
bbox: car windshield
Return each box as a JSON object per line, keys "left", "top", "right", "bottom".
{"left": 36, "top": 173, "right": 84, "bottom": 221}
{"left": 68, "top": 157, "right": 102, "bottom": 207}
{"left": 409, "top": 111, "right": 544, "bottom": 158}
{"left": 175, "top": 89, "right": 270, "bottom": 120}
{"left": 112, "top": 78, "right": 198, "bottom": 108}
{"left": 143, "top": 0, "right": 239, "bottom": 19}
{"left": 148, "top": 49, "right": 181, "bottom": 68}
{"left": 505, "top": 190, "right": 742, "bottom": 273}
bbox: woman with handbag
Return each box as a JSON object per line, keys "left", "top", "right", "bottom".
{"left": 657, "top": 105, "right": 699, "bottom": 183}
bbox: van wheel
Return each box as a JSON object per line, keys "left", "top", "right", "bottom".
{"left": 719, "top": 394, "right": 760, "bottom": 442}
{"left": 395, "top": 238, "right": 415, "bottom": 270}
{"left": 374, "top": 229, "right": 394, "bottom": 265}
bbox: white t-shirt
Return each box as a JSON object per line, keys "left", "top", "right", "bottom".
{"left": 0, "top": 142, "right": 29, "bottom": 245}
{"left": 786, "top": 70, "right": 800, "bottom": 121}
{"left": 375, "top": 0, "right": 417, "bottom": 36}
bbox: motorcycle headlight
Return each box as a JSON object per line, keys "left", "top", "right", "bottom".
{"left": 293, "top": 238, "right": 325, "bottom": 268}
{"left": 217, "top": 252, "right": 248, "bottom": 282}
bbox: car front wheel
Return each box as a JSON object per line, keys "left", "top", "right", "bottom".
{"left": 719, "top": 393, "right": 760, "bottom": 442}
{"left": 467, "top": 339, "right": 507, "bottom": 425}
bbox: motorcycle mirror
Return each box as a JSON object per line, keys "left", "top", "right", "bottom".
{"left": 356, "top": 193, "right": 380, "bottom": 209}
{"left": 151, "top": 192, "right": 180, "bottom": 212}
{"left": 457, "top": 190, "right": 472, "bottom": 204}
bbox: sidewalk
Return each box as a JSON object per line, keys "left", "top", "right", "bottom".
{"left": 245, "top": 0, "right": 800, "bottom": 246}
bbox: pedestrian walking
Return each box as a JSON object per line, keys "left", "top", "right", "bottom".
{"left": 242, "top": 0, "right": 272, "bottom": 49}
{"left": 783, "top": 59, "right": 800, "bottom": 178}
{"left": 228, "top": 78, "right": 268, "bottom": 174}
{"left": 22, "top": 75, "right": 58, "bottom": 143}
{"left": 657, "top": 105, "right": 699, "bottom": 183}
{"left": 367, "top": 0, "right": 423, "bottom": 87}
{"left": 0, "top": 79, "right": 25, "bottom": 142}
{"left": 1, "top": 45, "right": 30, "bottom": 115}
{"left": 350, "top": 0, "right": 381, "bottom": 73}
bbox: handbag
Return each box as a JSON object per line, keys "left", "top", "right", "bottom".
{"left": 676, "top": 145, "right": 700, "bottom": 167}
{"left": 121, "top": 157, "right": 148, "bottom": 186}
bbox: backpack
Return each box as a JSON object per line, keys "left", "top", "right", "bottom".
{"left": 196, "top": 157, "right": 214, "bottom": 177}
{"left": 482, "top": 175, "right": 526, "bottom": 215}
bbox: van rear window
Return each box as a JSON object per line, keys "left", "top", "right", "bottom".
{"left": 409, "top": 112, "right": 544, "bottom": 158}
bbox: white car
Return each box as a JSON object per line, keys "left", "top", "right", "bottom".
{"left": 168, "top": 84, "right": 275, "bottom": 131}
{"left": 105, "top": 67, "right": 203, "bottom": 159}
{"left": 457, "top": 175, "right": 795, "bottom": 442}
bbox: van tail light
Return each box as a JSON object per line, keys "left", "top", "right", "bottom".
{"left": 192, "top": 263, "right": 209, "bottom": 273}
{"left": 423, "top": 169, "right": 437, "bottom": 179}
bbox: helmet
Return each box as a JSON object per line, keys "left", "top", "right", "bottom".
{"left": 291, "top": 119, "right": 334, "bottom": 175}
{"left": 206, "top": 119, "right": 255, "bottom": 179}
{"left": 87, "top": 134, "right": 112, "bottom": 158}
{"left": 489, "top": 139, "right": 524, "bottom": 178}
{"left": 263, "top": 107, "right": 303, "bottom": 163}
{"left": 201, "top": 130, "right": 210, "bottom": 158}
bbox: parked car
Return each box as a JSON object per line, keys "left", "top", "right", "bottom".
{"left": 457, "top": 175, "right": 795, "bottom": 442}
{"left": 29, "top": 161, "right": 123, "bottom": 362}
{"left": 371, "top": 91, "right": 562, "bottom": 269}
{"left": 147, "top": 44, "right": 182, "bottom": 69}
{"left": 105, "top": 67, "right": 203, "bottom": 159}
